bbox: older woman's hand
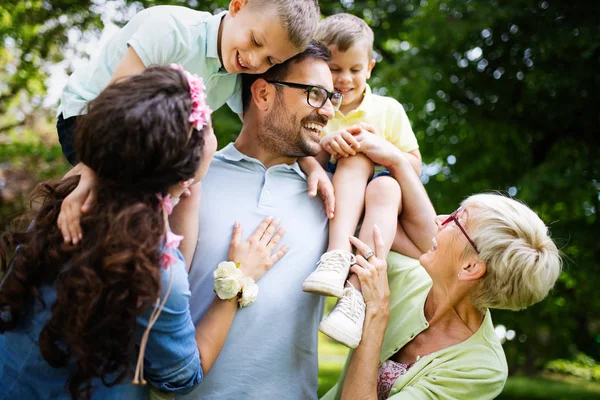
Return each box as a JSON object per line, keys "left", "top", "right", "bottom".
{"left": 349, "top": 225, "right": 390, "bottom": 315}
{"left": 340, "top": 226, "right": 390, "bottom": 400}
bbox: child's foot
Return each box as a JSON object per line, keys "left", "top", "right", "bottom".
{"left": 318, "top": 283, "right": 365, "bottom": 349}
{"left": 302, "top": 250, "right": 356, "bottom": 297}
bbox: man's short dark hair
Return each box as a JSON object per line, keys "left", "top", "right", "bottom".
{"left": 242, "top": 41, "right": 332, "bottom": 112}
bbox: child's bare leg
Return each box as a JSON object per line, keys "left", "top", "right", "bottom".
{"left": 347, "top": 176, "right": 401, "bottom": 291}
{"left": 328, "top": 154, "right": 373, "bottom": 252}
{"left": 303, "top": 154, "right": 373, "bottom": 298}
{"left": 320, "top": 176, "right": 401, "bottom": 348}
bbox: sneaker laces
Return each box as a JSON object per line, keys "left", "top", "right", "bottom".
{"left": 336, "top": 282, "right": 365, "bottom": 323}
{"left": 316, "top": 250, "right": 356, "bottom": 273}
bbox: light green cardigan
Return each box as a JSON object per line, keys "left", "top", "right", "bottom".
{"left": 322, "top": 252, "right": 508, "bottom": 400}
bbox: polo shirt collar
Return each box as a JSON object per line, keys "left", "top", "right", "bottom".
{"left": 206, "top": 11, "right": 228, "bottom": 63}
{"left": 217, "top": 143, "right": 306, "bottom": 179}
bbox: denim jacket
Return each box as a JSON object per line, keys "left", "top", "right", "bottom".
{"left": 0, "top": 247, "right": 202, "bottom": 399}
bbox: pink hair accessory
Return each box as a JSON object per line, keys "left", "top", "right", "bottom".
{"left": 157, "top": 193, "right": 177, "bottom": 216}
{"left": 156, "top": 193, "right": 184, "bottom": 269}
{"left": 160, "top": 251, "right": 178, "bottom": 269}
{"left": 170, "top": 64, "right": 212, "bottom": 130}
{"left": 165, "top": 230, "right": 184, "bottom": 249}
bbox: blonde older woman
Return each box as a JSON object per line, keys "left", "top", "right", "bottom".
{"left": 317, "top": 126, "right": 561, "bottom": 399}
{"left": 322, "top": 192, "right": 561, "bottom": 400}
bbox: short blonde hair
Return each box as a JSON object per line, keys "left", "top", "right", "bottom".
{"left": 462, "top": 194, "right": 562, "bottom": 311}
{"left": 315, "top": 13, "right": 374, "bottom": 59}
{"left": 249, "top": 0, "right": 320, "bottom": 49}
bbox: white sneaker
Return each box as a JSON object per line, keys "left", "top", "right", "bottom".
{"left": 318, "top": 283, "right": 365, "bottom": 349}
{"left": 302, "top": 250, "right": 356, "bottom": 298}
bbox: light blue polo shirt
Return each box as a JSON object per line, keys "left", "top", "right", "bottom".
{"left": 58, "top": 6, "right": 242, "bottom": 119}
{"left": 184, "top": 143, "right": 329, "bottom": 400}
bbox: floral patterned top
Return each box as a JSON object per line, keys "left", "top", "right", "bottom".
{"left": 377, "top": 360, "right": 413, "bottom": 400}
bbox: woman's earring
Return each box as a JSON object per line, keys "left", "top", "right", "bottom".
{"left": 457, "top": 273, "right": 462, "bottom": 279}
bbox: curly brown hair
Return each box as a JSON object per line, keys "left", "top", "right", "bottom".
{"left": 0, "top": 66, "right": 205, "bottom": 399}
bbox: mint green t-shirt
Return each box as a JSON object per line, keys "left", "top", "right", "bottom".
{"left": 322, "top": 252, "right": 508, "bottom": 400}
{"left": 57, "top": 6, "right": 241, "bottom": 119}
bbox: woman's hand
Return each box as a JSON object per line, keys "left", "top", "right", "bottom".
{"left": 349, "top": 225, "right": 390, "bottom": 315}
{"left": 227, "top": 217, "right": 288, "bottom": 281}
{"left": 341, "top": 225, "right": 390, "bottom": 400}
{"left": 57, "top": 163, "right": 97, "bottom": 244}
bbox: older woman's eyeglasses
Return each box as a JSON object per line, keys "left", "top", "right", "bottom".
{"left": 266, "top": 80, "right": 343, "bottom": 111}
{"left": 441, "top": 207, "right": 480, "bottom": 254}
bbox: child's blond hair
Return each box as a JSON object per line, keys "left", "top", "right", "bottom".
{"left": 249, "top": 0, "right": 321, "bottom": 49}
{"left": 315, "top": 13, "right": 374, "bottom": 59}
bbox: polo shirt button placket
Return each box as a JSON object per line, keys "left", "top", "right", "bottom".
{"left": 259, "top": 169, "right": 274, "bottom": 207}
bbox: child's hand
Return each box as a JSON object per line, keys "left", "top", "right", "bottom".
{"left": 347, "top": 125, "right": 404, "bottom": 169}
{"left": 57, "top": 164, "right": 97, "bottom": 244}
{"left": 298, "top": 157, "right": 335, "bottom": 219}
{"left": 320, "top": 129, "right": 361, "bottom": 159}
{"left": 307, "top": 165, "right": 335, "bottom": 220}
{"left": 353, "top": 122, "right": 379, "bottom": 136}
{"left": 227, "top": 217, "right": 288, "bottom": 282}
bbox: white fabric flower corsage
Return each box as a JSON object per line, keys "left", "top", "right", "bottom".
{"left": 213, "top": 261, "right": 258, "bottom": 308}
{"left": 238, "top": 277, "right": 258, "bottom": 308}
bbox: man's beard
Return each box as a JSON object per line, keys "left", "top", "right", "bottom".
{"left": 259, "top": 94, "right": 325, "bottom": 158}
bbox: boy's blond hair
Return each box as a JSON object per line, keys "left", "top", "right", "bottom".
{"left": 315, "top": 13, "right": 374, "bottom": 59}
{"left": 249, "top": 0, "right": 320, "bottom": 49}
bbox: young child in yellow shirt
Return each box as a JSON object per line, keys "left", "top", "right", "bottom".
{"left": 303, "top": 13, "right": 435, "bottom": 348}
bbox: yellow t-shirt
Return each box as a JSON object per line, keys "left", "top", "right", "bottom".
{"left": 323, "top": 84, "right": 419, "bottom": 155}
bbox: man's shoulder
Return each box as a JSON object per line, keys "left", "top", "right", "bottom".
{"left": 209, "top": 150, "right": 245, "bottom": 168}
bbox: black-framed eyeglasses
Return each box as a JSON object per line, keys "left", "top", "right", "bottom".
{"left": 441, "top": 206, "right": 480, "bottom": 254}
{"left": 266, "top": 80, "right": 343, "bottom": 111}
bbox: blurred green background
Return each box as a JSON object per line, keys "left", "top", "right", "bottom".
{"left": 1, "top": 0, "right": 598, "bottom": 398}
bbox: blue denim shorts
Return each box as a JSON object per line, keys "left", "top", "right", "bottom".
{"left": 56, "top": 113, "right": 78, "bottom": 166}
{"left": 326, "top": 161, "right": 391, "bottom": 180}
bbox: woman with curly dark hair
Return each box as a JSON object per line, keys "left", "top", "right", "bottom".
{"left": 0, "top": 65, "right": 287, "bottom": 399}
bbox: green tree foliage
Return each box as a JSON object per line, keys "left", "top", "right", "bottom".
{"left": 0, "top": 0, "right": 598, "bottom": 373}
{"left": 0, "top": 0, "right": 107, "bottom": 131}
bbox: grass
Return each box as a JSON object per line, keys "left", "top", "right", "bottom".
{"left": 317, "top": 336, "right": 600, "bottom": 399}
{"left": 499, "top": 374, "right": 600, "bottom": 400}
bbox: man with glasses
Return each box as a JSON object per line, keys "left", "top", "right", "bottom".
{"left": 178, "top": 41, "right": 338, "bottom": 400}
